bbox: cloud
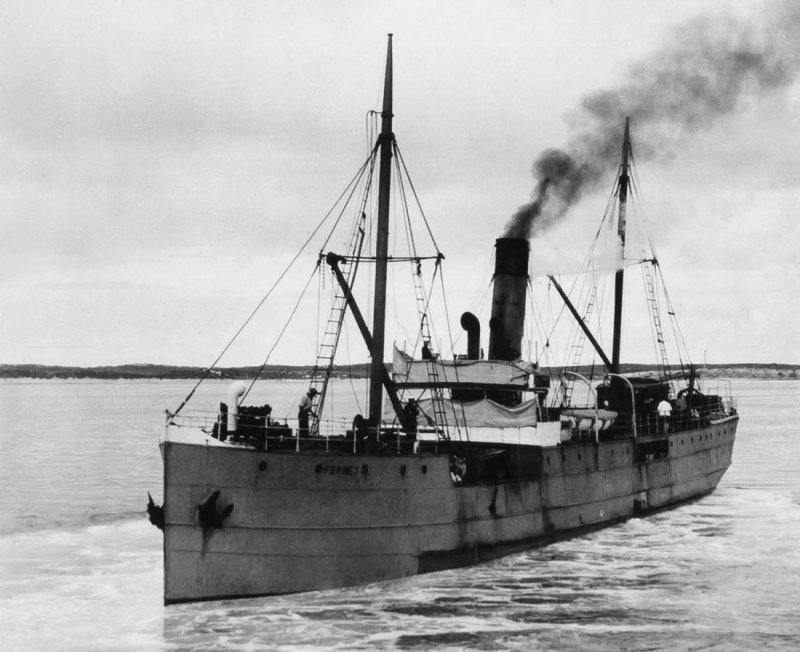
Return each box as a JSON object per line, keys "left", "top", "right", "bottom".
{"left": 0, "top": 0, "right": 797, "bottom": 365}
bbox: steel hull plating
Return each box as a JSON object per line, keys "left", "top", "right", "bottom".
{"left": 162, "top": 416, "right": 737, "bottom": 604}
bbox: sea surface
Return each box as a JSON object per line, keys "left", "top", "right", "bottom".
{"left": 1, "top": 378, "right": 798, "bottom": 650}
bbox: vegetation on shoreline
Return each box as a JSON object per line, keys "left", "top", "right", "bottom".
{"left": 0, "top": 362, "right": 796, "bottom": 380}
{"left": 0, "top": 363, "right": 370, "bottom": 380}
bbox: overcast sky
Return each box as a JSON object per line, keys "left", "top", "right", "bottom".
{"left": 1, "top": 0, "right": 797, "bottom": 367}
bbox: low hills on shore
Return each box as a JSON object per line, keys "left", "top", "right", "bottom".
{"left": 0, "top": 362, "right": 796, "bottom": 381}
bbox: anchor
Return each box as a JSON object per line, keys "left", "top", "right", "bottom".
{"left": 146, "top": 492, "right": 164, "bottom": 531}
{"left": 197, "top": 490, "right": 234, "bottom": 530}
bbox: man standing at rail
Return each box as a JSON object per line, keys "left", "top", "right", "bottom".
{"left": 657, "top": 397, "right": 673, "bottom": 434}
{"left": 298, "top": 387, "right": 318, "bottom": 438}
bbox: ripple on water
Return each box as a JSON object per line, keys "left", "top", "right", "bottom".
{"left": 2, "top": 378, "right": 800, "bottom": 650}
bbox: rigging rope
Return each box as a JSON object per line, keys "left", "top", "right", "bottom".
{"left": 341, "top": 319, "right": 364, "bottom": 416}
{"left": 319, "top": 144, "right": 379, "bottom": 253}
{"left": 171, "top": 149, "right": 379, "bottom": 418}
{"left": 242, "top": 264, "right": 320, "bottom": 401}
{"left": 436, "top": 263, "right": 468, "bottom": 441}
{"left": 394, "top": 143, "right": 442, "bottom": 253}
{"left": 365, "top": 110, "right": 379, "bottom": 155}
{"left": 629, "top": 149, "right": 694, "bottom": 381}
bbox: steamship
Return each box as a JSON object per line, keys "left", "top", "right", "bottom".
{"left": 152, "top": 37, "right": 738, "bottom": 604}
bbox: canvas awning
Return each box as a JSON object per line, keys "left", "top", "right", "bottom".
{"left": 385, "top": 395, "right": 540, "bottom": 428}
{"left": 392, "top": 346, "right": 535, "bottom": 388}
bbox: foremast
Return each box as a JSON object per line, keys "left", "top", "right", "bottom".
{"left": 368, "top": 34, "right": 394, "bottom": 427}
{"left": 611, "top": 117, "right": 631, "bottom": 373}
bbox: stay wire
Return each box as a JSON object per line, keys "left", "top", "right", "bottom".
{"left": 319, "top": 144, "right": 379, "bottom": 253}
{"left": 172, "top": 149, "right": 379, "bottom": 418}
{"left": 242, "top": 263, "right": 320, "bottom": 401}
{"left": 437, "top": 263, "right": 468, "bottom": 441}
{"left": 394, "top": 143, "right": 441, "bottom": 253}
{"left": 341, "top": 319, "right": 364, "bottom": 416}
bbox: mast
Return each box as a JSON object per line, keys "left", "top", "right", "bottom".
{"left": 368, "top": 34, "right": 394, "bottom": 426}
{"left": 611, "top": 117, "right": 631, "bottom": 373}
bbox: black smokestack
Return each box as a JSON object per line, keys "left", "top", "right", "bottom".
{"left": 504, "top": 3, "right": 800, "bottom": 239}
{"left": 489, "top": 238, "right": 529, "bottom": 361}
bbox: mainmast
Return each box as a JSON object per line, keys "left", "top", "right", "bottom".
{"left": 368, "top": 34, "right": 394, "bottom": 426}
{"left": 611, "top": 117, "right": 631, "bottom": 373}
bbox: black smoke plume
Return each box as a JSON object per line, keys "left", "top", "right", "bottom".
{"left": 504, "top": 3, "right": 800, "bottom": 240}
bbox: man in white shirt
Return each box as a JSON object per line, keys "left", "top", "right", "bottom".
{"left": 298, "top": 387, "right": 318, "bottom": 438}
{"left": 657, "top": 398, "right": 672, "bottom": 434}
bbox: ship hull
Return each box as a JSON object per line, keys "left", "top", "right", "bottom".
{"left": 161, "top": 415, "right": 737, "bottom": 604}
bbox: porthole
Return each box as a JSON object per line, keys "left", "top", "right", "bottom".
{"left": 400, "top": 464, "right": 407, "bottom": 477}
{"left": 421, "top": 464, "right": 428, "bottom": 474}
{"left": 258, "top": 461, "right": 268, "bottom": 472}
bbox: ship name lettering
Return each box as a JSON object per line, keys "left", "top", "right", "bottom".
{"left": 322, "top": 465, "right": 361, "bottom": 476}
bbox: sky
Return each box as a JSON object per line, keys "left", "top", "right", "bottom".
{"left": 0, "top": 0, "right": 798, "bottom": 368}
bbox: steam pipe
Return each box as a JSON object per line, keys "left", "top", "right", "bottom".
{"left": 226, "top": 381, "right": 247, "bottom": 432}
{"left": 460, "top": 312, "right": 481, "bottom": 360}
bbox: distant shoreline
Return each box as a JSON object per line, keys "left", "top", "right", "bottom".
{"left": 0, "top": 362, "right": 796, "bottom": 381}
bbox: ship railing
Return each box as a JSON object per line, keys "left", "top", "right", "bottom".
{"left": 635, "top": 411, "right": 663, "bottom": 437}
{"left": 288, "top": 420, "right": 418, "bottom": 454}
{"left": 558, "top": 390, "right": 738, "bottom": 442}
{"left": 701, "top": 379, "right": 737, "bottom": 417}
{"left": 646, "top": 400, "right": 734, "bottom": 436}
{"left": 165, "top": 409, "right": 220, "bottom": 432}
{"left": 165, "top": 410, "right": 420, "bottom": 454}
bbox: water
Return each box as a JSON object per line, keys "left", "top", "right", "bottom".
{"left": 1, "top": 378, "right": 798, "bottom": 650}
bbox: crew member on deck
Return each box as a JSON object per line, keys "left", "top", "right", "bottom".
{"left": 298, "top": 388, "right": 318, "bottom": 438}
{"left": 402, "top": 398, "right": 420, "bottom": 440}
{"left": 657, "top": 397, "right": 673, "bottom": 434}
